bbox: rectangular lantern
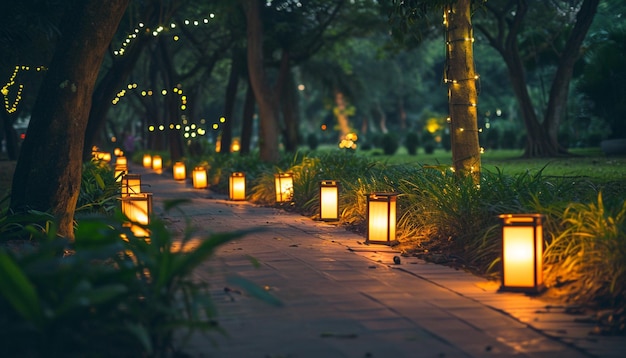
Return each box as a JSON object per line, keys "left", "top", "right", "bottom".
{"left": 366, "top": 192, "right": 398, "bottom": 245}
{"left": 121, "top": 173, "right": 141, "bottom": 196}
{"left": 498, "top": 214, "right": 545, "bottom": 293}
{"left": 192, "top": 167, "right": 208, "bottom": 189}
{"left": 229, "top": 172, "right": 246, "bottom": 200}
{"left": 152, "top": 155, "right": 163, "bottom": 172}
{"left": 143, "top": 154, "right": 152, "bottom": 168}
{"left": 274, "top": 173, "right": 294, "bottom": 203}
{"left": 116, "top": 156, "right": 127, "bottom": 167}
{"left": 121, "top": 193, "right": 153, "bottom": 237}
{"left": 319, "top": 180, "right": 339, "bottom": 221}
{"left": 114, "top": 165, "right": 127, "bottom": 182}
{"left": 173, "top": 161, "right": 186, "bottom": 180}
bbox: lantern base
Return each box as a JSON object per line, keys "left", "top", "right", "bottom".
{"left": 365, "top": 239, "right": 399, "bottom": 246}
{"left": 498, "top": 284, "right": 545, "bottom": 294}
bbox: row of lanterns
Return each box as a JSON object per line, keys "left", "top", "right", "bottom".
{"left": 126, "top": 151, "right": 546, "bottom": 295}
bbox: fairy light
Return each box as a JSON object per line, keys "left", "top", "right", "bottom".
{"left": 2, "top": 65, "right": 47, "bottom": 113}
{"left": 114, "top": 16, "right": 216, "bottom": 57}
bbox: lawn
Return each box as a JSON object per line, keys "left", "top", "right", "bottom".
{"left": 360, "top": 147, "right": 626, "bottom": 181}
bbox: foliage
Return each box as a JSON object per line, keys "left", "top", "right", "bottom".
{"left": 381, "top": 133, "right": 399, "bottom": 155}
{"left": 543, "top": 194, "right": 626, "bottom": 329}
{"left": 405, "top": 132, "right": 419, "bottom": 155}
{"left": 76, "top": 159, "right": 120, "bottom": 214}
{"left": 0, "top": 202, "right": 251, "bottom": 357}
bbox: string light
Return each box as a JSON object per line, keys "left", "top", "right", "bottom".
{"left": 114, "top": 15, "right": 216, "bottom": 57}
{"left": 2, "top": 65, "right": 47, "bottom": 113}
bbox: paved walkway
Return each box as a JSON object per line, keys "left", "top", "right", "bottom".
{"left": 133, "top": 164, "right": 625, "bottom": 358}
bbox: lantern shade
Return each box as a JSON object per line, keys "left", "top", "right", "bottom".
{"left": 499, "top": 214, "right": 544, "bottom": 293}
{"left": 319, "top": 180, "right": 339, "bottom": 221}
{"left": 114, "top": 165, "right": 127, "bottom": 182}
{"left": 152, "top": 155, "right": 163, "bottom": 172}
{"left": 121, "top": 193, "right": 153, "bottom": 237}
{"left": 173, "top": 161, "right": 186, "bottom": 180}
{"left": 192, "top": 167, "right": 208, "bottom": 189}
{"left": 116, "top": 156, "right": 127, "bottom": 167}
{"left": 274, "top": 173, "right": 294, "bottom": 203}
{"left": 229, "top": 172, "right": 246, "bottom": 200}
{"left": 366, "top": 192, "right": 398, "bottom": 245}
{"left": 121, "top": 174, "right": 141, "bottom": 196}
{"left": 142, "top": 154, "right": 152, "bottom": 168}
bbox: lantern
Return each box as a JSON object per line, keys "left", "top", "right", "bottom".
{"left": 152, "top": 155, "right": 162, "bottom": 173}
{"left": 116, "top": 156, "right": 127, "bottom": 167}
{"left": 121, "top": 193, "right": 153, "bottom": 237}
{"left": 173, "top": 161, "right": 186, "bottom": 181}
{"left": 102, "top": 152, "right": 112, "bottom": 163}
{"left": 121, "top": 174, "right": 141, "bottom": 196}
{"left": 498, "top": 214, "right": 545, "bottom": 293}
{"left": 274, "top": 173, "right": 293, "bottom": 203}
{"left": 366, "top": 192, "right": 398, "bottom": 245}
{"left": 142, "top": 153, "right": 152, "bottom": 168}
{"left": 192, "top": 167, "right": 208, "bottom": 189}
{"left": 114, "top": 147, "right": 123, "bottom": 157}
{"left": 229, "top": 172, "right": 246, "bottom": 201}
{"left": 114, "top": 165, "right": 127, "bottom": 182}
{"left": 319, "top": 180, "right": 339, "bottom": 221}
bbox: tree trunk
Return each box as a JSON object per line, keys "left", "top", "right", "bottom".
{"left": 281, "top": 68, "right": 300, "bottom": 152}
{"left": 10, "top": 0, "right": 129, "bottom": 240}
{"left": 542, "top": 0, "right": 599, "bottom": 154}
{"left": 445, "top": 0, "right": 481, "bottom": 181}
{"left": 82, "top": 34, "right": 151, "bottom": 161}
{"left": 221, "top": 51, "right": 241, "bottom": 155}
{"left": 240, "top": 79, "right": 255, "bottom": 156}
{"left": 244, "top": 0, "right": 280, "bottom": 163}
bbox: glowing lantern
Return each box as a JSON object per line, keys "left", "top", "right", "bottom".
{"left": 173, "top": 161, "right": 186, "bottom": 180}
{"left": 114, "top": 165, "right": 127, "bottom": 182}
{"left": 231, "top": 139, "right": 241, "bottom": 152}
{"left": 229, "top": 172, "right": 246, "bottom": 201}
{"left": 116, "top": 156, "right": 127, "bottom": 167}
{"left": 142, "top": 154, "right": 152, "bottom": 168}
{"left": 366, "top": 192, "right": 398, "bottom": 245}
{"left": 319, "top": 180, "right": 339, "bottom": 221}
{"left": 102, "top": 152, "right": 112, "bottom": 163}
{"left": 152, "top": 155, "right": 162, "bottom": 172}
{"left": 274, "top": 173, "right": 293, "bottom": 203}
{"left": 121, "top": 193, "right": 153, "bottom": 237}
{"left": 114, "top": 147, "right": 123, "bottom": 156}
{"left": 192, "top": 167, "right": 208, "bottom": 189}
{"left": 499, "top": 214, "right": 545, "bottom": 293}
{"left": 121, "top": 174, "right": 141, "bottom": 196}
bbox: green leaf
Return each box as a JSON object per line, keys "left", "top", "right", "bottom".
{"left": 0, "top": 251, "right": 43, "bottom": 325}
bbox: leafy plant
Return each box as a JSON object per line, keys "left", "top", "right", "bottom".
{"left": 544, "top": 193, "right": 626, "bottom": 318}
{"left": 0, "top": 201, "right": 254, "bottom": 356}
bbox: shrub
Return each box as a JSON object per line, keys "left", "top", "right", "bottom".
{"left": 0, "top": 203, "right": 258, "bottom": 356}
{"left": 381, "top": 133, "right": 399, "bottom": 155}
{"left": 306, "top": 133, "right": 319, "bottom": 150}
{"left": 405, "top": 132, "right": 419, "bottom": 155}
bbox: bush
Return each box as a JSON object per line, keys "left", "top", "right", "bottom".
{"left": 405, "top": 132, "right": 419, "bottom": 155}
{"left": 381, "top": 133, "right": 399, "bottom": 155}
{"left": 306, "top": 133, "right": 319, "bottom": 150}
{"left": 0, "top": 203, "right": 257, "bottom": 356}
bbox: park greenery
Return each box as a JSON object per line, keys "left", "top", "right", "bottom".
{"left": 1, "top": 0, "right": 626, "bottom": 354}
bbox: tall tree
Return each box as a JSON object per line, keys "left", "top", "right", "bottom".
{"left": 474, "top": 0, "right": 600, "bottom": 157}
{"left": 385, "top": 0, "right": 481, "bottom": 180}
{"left": 10, "top": 0, "right": 129, "bottom": 239}
{"left": 243, "top": 0, "right": 282, "bottom": 163}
